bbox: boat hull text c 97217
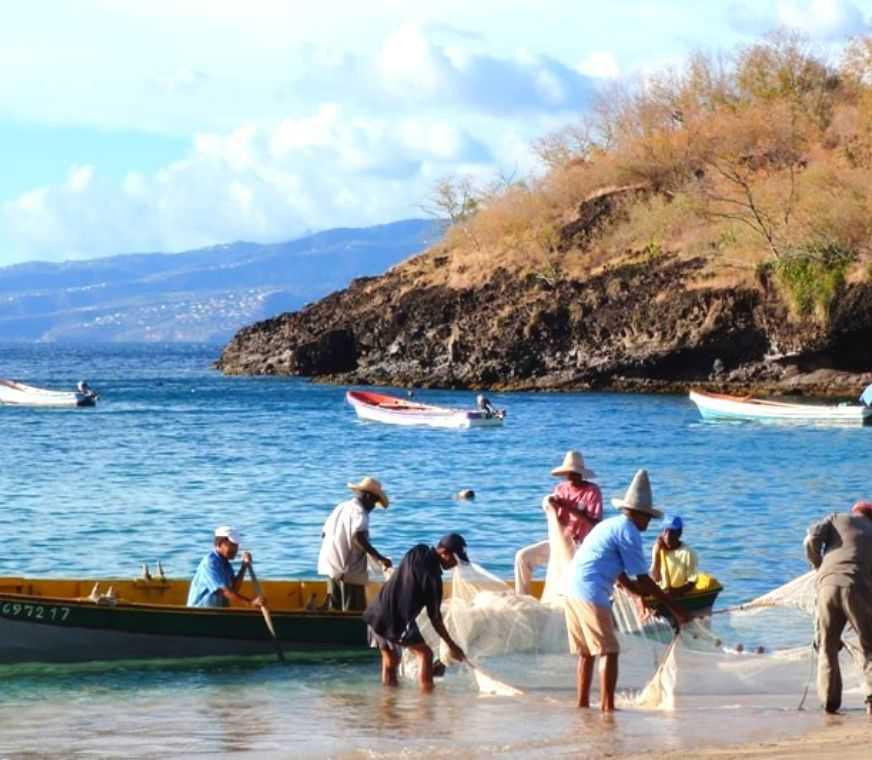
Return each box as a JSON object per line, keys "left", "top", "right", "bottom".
{"left": 0, "top": 576, "right": 367, "bottom": 666}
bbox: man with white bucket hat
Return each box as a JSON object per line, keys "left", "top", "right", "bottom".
{"left": 565, "top": 469, "right": 688, "bottom": 711}
{"left": 187, "top": 526, "right": 264, "bottom": 609}
{"left": 318, "top": 477, "right": 392, "bottom": 611}
{"left": 514, "top": 450, "right": 603, "bottom": 596}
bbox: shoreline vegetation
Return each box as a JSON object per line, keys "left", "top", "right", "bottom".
{"left": 218, "top": 33, "right": 872, "bottom": 397}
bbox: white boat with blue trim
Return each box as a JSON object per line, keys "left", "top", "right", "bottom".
{"left": 689, "top": 389, "right": 871, "bottom": 425}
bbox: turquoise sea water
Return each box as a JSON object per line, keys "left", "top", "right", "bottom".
{"left": 0, "top": 342, "right": 869, "bottom": 757}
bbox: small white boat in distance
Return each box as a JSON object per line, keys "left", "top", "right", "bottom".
{"left": 0, "top": 380, "right": 97, "bottom": 408}
{"left": 346, "top": 390, "right": 504, "bottom": 429}
{"left": 689, "top": 389, "right": 871, "bottom": 425}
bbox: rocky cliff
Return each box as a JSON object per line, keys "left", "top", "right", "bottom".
{"left": 216, "top": 249, "right": 872, "bottom": 397}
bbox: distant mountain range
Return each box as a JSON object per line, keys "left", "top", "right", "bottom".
{"left": 0, "top": 219, "right": 443, "bottom": 342}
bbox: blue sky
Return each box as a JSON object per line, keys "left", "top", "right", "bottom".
{"left": 0, "top": 0, "right": 869, "bottom": 265}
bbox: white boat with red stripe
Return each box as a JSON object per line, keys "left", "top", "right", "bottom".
{"left": 346, "top": 390, "right": 504, "bottom": 429}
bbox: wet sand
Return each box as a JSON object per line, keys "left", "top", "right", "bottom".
{"left": 644, "top": 713, "right": 872, "bottom": 759}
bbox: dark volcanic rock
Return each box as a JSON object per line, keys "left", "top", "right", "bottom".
{"left": 216, "top": 253, "right": 872, "bottom": 397}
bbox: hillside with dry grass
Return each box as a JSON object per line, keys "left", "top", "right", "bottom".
{"left": 412, "top": 34, "right": 872, "bottom": 309}
{"left": 218, "top": 35, "right": 872, "bottom": 396}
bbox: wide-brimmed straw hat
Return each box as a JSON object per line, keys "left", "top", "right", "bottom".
{"left": 347, "top": 476, "right": 389, "bottom": 508}
{"left": 611, "top": 469, "right": 663, "bottom": 519}
{"left": 550, "top": 450, "right": 596, "bottom": 479}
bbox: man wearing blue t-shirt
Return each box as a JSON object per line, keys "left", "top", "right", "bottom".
{"left": 565, "top": 469, "right": 687, "bottom": 711}
{"left": 187, "top": 526, "right": 263, "bottom": 609}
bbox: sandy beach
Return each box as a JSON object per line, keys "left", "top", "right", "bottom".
{"left": 646, "top": 714, "right": 872, "bottom": 759}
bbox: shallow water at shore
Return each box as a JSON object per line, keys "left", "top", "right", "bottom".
{"left": 0, "top": 342, "right": 869, "bottom": 756}
{"left": 0, "top": 655, "right": 834, "bottom": 758}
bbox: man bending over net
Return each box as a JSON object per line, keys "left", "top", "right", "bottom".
{"left": 363, "top": 533, "right": 468, "bottom": 692}
{"left": 804, "top": 499, "right": 872, "bottom": 714}
{"left": 565, "top": 469, "right": 688, "bottom": 712}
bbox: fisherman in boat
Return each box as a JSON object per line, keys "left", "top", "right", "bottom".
{"left": 514, "top": 450, "right": 602, "bottom": 596}
{"left": 565, "top": 469, "right": 688, "bottom": 712}
{"left": 318, "top": 477, "right": 392, "bottom": 611}
{"left": 475, "top": 393, "right": 499, "bottom": 418}
{"left": 649, "top": 514, "right": 698, "bottom": 597}
{"left": 363, "top": 533, "right": 468, "bottom": 692}
{"left": 77, "top": 380, "right": 97, "bottom": 400}
{"left": 804, "top": 499, "right": 872, "bottom": 715}
{"left": 860, "top": 382, "right": 872, "bottom": 406}
{"left": 186, "top": 526, "right": 264, "bottom": 609}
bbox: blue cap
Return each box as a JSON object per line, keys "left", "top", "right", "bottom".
{"left": 662, "top": 515, "right": 683, "bottom": 533}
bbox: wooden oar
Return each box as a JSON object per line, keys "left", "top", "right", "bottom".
{"left": 248, "top": 564, "right": 285, "bottom": 662}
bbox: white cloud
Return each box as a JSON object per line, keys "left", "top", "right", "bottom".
{"left": 728, "top": 0, "right": 869, "bottom": 38}
{"left": 1, "top": 108, "right": 533, "bottom": 261}
{"left": 270, "top": 105, "right": 341, "bottom": 157}
{"left": 153, "top": 66, "right": 210, "bottom": 95}
{"left": 67, "top": 165, "right": 95, "bottom": 193}
{"left": 776, "top": 0, "right": 869, "bottom": 38}
{"left": 577, "top": 52, "right": 622, "bottom": 80}
{"left": 379, "top": 24, "right": 446, "bottom": 94}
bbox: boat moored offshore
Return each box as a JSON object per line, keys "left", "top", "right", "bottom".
{"left": 689, "top": 389, "right": 872, "bottom": 425}
{"left": 0, "top": 380, "right": 97, "bottom": 408}
{"left": 346, "top": 390, "right": 504, "bottom": 429}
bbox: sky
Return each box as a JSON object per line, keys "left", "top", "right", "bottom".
{"left": 0, "top": 0, "right": 870, "bottom": 266}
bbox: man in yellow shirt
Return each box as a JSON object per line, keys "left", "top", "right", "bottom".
{"left": 649, "top": 515, "right": 698, "bottom": 596}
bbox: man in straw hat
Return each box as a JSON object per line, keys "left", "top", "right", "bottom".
{"left": 187, "top": 526, "right": 264, "bottom": 609}
{"left": 565, "top": 469, "right": 688, "bottom": 711}
{"left": 514, "top": 450, "right": 603, "bottom": 596}
{"left": 804, "top": 499, "right": 872, "bottom": 714}
{"left": 363, "top": 533, "right": 468, "bottom": 692}
{"left": 318, "top": 477, "right": 392, "bottom": 611}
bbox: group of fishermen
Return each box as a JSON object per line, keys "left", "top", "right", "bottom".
{"left": 186, "top": 451, "right": 872, "bottom": 714}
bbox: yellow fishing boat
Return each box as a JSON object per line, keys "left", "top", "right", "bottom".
{"left": 0, "top": 576, "right": 368, "bottom": 665}
{"left": 0, "top": 573, "right": 723, "bottom": 666}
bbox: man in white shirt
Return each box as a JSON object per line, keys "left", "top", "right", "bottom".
{"left": 318, "top": 477, "right": 392, "bottom": 611}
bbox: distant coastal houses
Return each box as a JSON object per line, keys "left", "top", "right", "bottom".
{"left": 0, "top": 219, "right": 442, "bottom": 343}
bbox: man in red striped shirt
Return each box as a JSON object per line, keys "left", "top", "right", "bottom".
{"left": 514, "top": 450, "right": 603, "bottom": 596}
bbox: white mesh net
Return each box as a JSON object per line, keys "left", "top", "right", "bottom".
{"left": 400, "top": 537, "right": 866, "bottom": 710}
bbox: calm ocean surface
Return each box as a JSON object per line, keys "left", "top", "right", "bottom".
{"left": 0, "top": 342, "right": 869, "bottom": 757}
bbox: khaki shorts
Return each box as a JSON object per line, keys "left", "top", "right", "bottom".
{"left": 564, "top": 598, "right": 620, "bottom": 656}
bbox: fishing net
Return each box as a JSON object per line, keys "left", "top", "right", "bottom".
{"left": 401, "top": 530, "right": 867, "bottom": 710}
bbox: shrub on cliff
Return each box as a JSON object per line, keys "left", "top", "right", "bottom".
{"left": 762, "top": 243, "right": 855, "bottom": 323}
